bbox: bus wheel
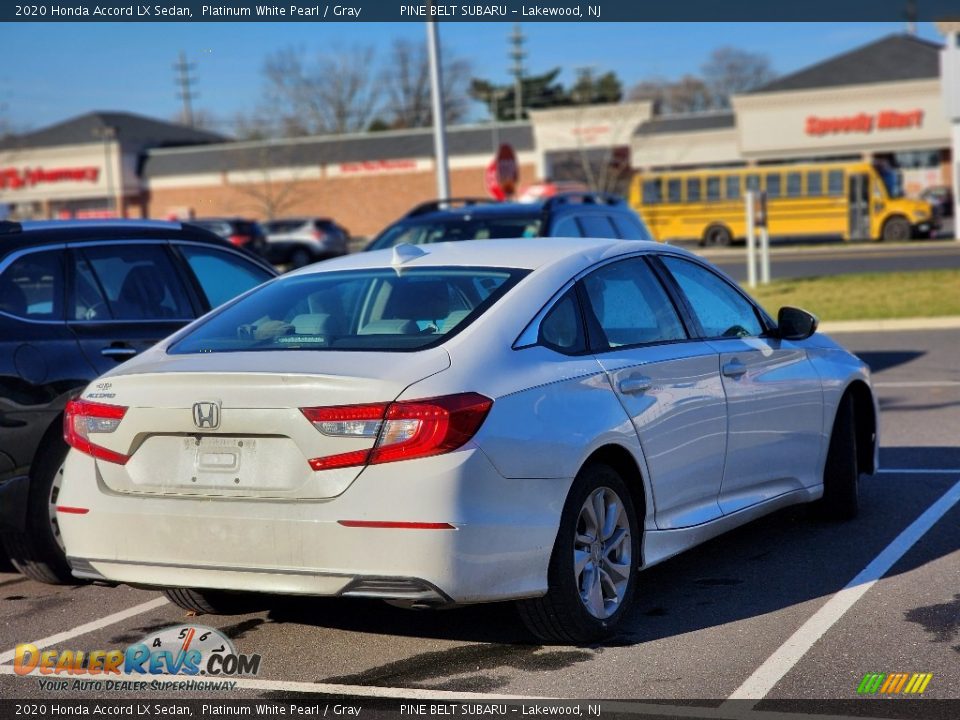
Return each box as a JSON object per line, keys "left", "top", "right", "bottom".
{"left": 881, "top": 216, "right": 911, "bottom": 242}
{"left": 702, "top": 225, "right": 733, "bottom": 247}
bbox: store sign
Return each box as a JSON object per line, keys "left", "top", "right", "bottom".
{"left": 805, "top": 109, "right": 924, "bottom": 136}
{"left": 0, "top": 165, "right": 100, "bottom": 190}
{"left": 338, "top": 159, "right": 418, "bottom": 174}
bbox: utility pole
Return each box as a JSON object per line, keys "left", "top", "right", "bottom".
{"left": 489, "top": 88, "right": 508, "bottom": 150}
{"left": 938, "top": 22, "right": 960, "bottom": 232}
{"left": 509, "top": 24, "right": 526, "bottom": 121}
{"left": 173, "top": 50, "right": 197, "bottom": 127}
{"left": 426, "top": 16, "right": 450, "bottom": 199}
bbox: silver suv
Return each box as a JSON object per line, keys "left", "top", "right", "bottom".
{"left": 263, "top": 218, "right": 350, "bottom": 268}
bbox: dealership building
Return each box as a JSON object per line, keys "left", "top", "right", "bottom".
{"left": 0, "top": 33, "right": 951, "bottom": 236}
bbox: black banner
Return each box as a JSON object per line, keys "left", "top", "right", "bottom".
{"left": 3, "top": 0, "right": 960, "bottom": 22}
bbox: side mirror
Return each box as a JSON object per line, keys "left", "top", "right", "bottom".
{"left": 777, "top": 306, "right": 818, "bottom": 341}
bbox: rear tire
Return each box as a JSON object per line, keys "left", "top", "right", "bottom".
{"left": 1, "top": 440, "right": 78, "bottom": 584}
{"left": 701, "top": 225, "right": 733, "bottom": 247}
{"left": 881, "top": 216, "right": 911, "bottom": 242}
{"left": 163, "top": 587, "right": 260, "bottom": 615}
{"left": 289, "top": 247, "right": 313, "bottom": 268}
{"left": 816, "top": 394, "right": 859, "bottom": 521}
{"left": 517, "top": 464, "right": 640, "bottom": 643}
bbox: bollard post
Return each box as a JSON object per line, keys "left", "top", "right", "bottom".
{"left": 745, "top": 191, "right": 757, "bottom": 288}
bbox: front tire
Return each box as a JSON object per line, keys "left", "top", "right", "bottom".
{"left": 701, "top": 225, "right": 733, "bottom": 247}
{"left": 816, "top": 394, "right": 860, "bottom": 521}
{"left": 881, "top": 216, "right": 911, "bottom": 242}
{"left": 1, "top": 440, "right": 78, "bottom": 584}
{"left": 517, "top": 464, "right": 640, "bottom": 643}
{"left": 289, "top": 247, "right": 313, "bottom": 268}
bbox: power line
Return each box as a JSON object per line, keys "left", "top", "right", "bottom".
{"left": 173, "top": 50, "right": 198, "bottom": 127}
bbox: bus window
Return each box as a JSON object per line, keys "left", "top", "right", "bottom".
{"left": 667, "top": 178, "right": 682, "bottom": 203}
{"left": 686, "top": 177, "right": 702, "bottom": 202}
{"left": 786, "top": 172, "right": 802, "bottom": 197}
{"left": 706, "top": 176, "right": 721, "bottom": 201}
{"left": 766, "top": 173, "right": 782, "bottom": 198}
{"left": 827, "top": 170, "right": 844, "bottom": 195}
{"left": 726, "top": 176, "right": 741, "bottom": 200}
{"left": 807, "top": 171, "right": 823, "bottom": 196}
{"left": 642, "top": 179, "right": 662, "bottom": 204}
{"left": 745, "top": 174, "right": 761, "bottom": 193}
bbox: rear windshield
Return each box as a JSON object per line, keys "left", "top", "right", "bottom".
{"left": 169, "top": 266, "right": 529, "bottom": 354}
{"left": 367, "top": 216, "right": 542, "bottom": 250}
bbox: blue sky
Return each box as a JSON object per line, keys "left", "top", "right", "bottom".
{"left": 0, "top": 21, "right": 942, "bottom": 133}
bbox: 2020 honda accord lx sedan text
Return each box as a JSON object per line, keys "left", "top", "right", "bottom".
{"left": 57, "top": 238, "right": 878, "bottom": 641}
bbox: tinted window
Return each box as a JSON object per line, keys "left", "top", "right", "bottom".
{"left": 726, "top": 176, "right": 741, "bottom": 200}
{"left": 667, "top": 179, "right": 682, "bottom": 203}
{"left": 706, "top": 176, "right": 721, "bottom": 201}
{"left": 662, "top": 257, "right": 763, "bottom": 338}
{"left": 611, "top": 214, "right": 652, "bottom": 241}
{"left": 539, "top": 289, "right": 586, "bottom": 354}
{"left": 807, "top": 171, "right": 823, "bottom": 196}
{"left": 0, "top": 251, "right": 64, "bottom": 320}
{"left": 765, "top": 173, "right": 782, "bottom": 198}
{"left": 552, "top": 217, "right": 583, "bottom": 237}
{"left": 582, "top": 257, "right": 686, "bottom": 349}
{"left": 180, "top": 245, "right": 273, "bottom": 309}
{"left": 686, "top": 178, "right": 701, "bottom": 202}
{"left": 577, "top": 214, "right": 618, "bottom": 238}
{"left": 72, "top": 253, "right": 111, "bottom": 321}
{"left": 827, "top": 170, "right": 844, "bottom": 195}
{"left": 369, "top": 216, "right": 542, "bottom": 249}
{"left": 642, "top": 179, "right": 662, "bottom": 204}
{"left": 79, "top": 245, "right": 193, "bottom": 321}
{"left": 169, "top": 267, "right": 527, "bottom": 354}
{"left": 786, "top": 172, "right": 802, "bottom": 197}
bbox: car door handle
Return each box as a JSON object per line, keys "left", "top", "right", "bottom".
{"left": 619, "top": 376, "right": 653, "bottom": 394}
{"left": 101, "top": 346, "right": 138, "bottom": 359}
{"left": 722, "top": 360, "right": 747, "bottom": 378}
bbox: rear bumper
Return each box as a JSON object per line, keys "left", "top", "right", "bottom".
{"left": 58, "top": 447, "right": 572, "bottom": 604}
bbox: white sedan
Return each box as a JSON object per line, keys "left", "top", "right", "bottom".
{"left": 58, "top": 238, "right": 878, "bottom": 642}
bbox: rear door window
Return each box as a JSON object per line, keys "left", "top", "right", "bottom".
{"left": 0, "top": 250, "right": 64, "bottom": 320}
{"left": 661, "top": 256, "right": 763, "bottom": 338}
{"left": 178, "top": 245, "right": 273, "bottom": 309}
{"left": 78, "top": 245, "right": 194, "bottom": 321}
{"left": 577, "top": 214, "right": 618, "bottom": 238}
{"left": 539, "top": 288, "right": 586, "bottom": 354}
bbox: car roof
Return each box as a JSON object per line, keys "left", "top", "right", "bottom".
{"left": 291, "top": 237, "right": 687, "bottom": 276}
{"left": 393, "top": 194, "right": 629, "bottom": 224}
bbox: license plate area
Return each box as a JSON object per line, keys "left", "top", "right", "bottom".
{"left": 196, "top": 437, "right": 247, "bottom": 473}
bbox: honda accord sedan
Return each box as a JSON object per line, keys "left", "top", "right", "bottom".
{"left": 57, "top": 238, "right": 878, "bottom": 641}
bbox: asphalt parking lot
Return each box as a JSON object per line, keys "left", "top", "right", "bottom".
{"left": 1, "top": 328, "right": 957, "bottom": 715}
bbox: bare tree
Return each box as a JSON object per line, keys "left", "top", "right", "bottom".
{"left": 382, "top": 39, "right": 471, "bottom": 129}
{"left": 262, "top": 46, "right": 382, "bottom": 136}
{"left": 228, "top": 146, "right": 303, "bottom": 220}
{"left": 701, "top": 47, "right": 776, "bottom": 108}
{"left": 629, "top": 74, "right": 712, "bottom": 114}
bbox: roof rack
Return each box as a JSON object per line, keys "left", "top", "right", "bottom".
{"left": 0, "top": 220, "right": 23, "bottom": 235}
{"left": 542, "top": 192, "right": 624, "bottom": 210}
{"left": 405, "top": 197, "right": 499, "bottom": 217}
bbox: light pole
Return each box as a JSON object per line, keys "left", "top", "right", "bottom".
{"left": 426, "top": 13, "right": 450, "bottom": 200}
{"left": 94, "top": 124, "right": 117, "bottom": 217}
{"left": 938, "top": 23, "right": 960, "bottom": 234}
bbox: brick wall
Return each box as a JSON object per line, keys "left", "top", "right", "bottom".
{"left": 145, "top": 163, "right": 536, "bottom": 239}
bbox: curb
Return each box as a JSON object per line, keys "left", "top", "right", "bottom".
{"left": 819, "top": 316, "right": 960, "bottom": 333}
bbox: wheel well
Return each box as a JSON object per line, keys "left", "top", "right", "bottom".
{"left": 30, "top": 412, "right": 68, "bottom": 483}
{"left": 844, "top": 381, "right": 877, "bottom": 475}
{"left": 882, "top": 214, "right": 910, "bottom": 232}
{"left": 582, "top": 444, "right": 648, "bottom": 563}
{"left": 703, "top": 223, "right": 732, "bottom": 241}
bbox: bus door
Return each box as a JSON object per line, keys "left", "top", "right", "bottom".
{"left": 848, "top": 173, "right": 871, "bottom": 240}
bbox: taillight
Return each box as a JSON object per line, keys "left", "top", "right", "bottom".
{"left": 311, "top": 229, "right": 327, "bottom": 241}
{"left": 64, "top": 399, "right": 129, "bottom": 465}
{"left": 228, "top": 234, "right": 247, "bottom": 246}
{"left": 301, "top": 393, "right": 492, "bottom": 470}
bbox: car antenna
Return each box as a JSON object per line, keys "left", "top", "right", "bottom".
{"left": 391, "top": 243, "right": 427, "bottom": 274}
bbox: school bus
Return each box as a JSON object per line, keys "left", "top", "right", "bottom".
{"left": 629, "top": 162, "right": 937, "bottom": 246}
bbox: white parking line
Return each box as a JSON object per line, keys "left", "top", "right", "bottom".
{"left": 726, "top": 474, "right": 960, "bottom": 701}
{"left": 0, "top": 597, "right": 169, "bottom": 665}
{"left": 874, "top": 381, "right": 960, "bottom": 388}
{"left": 877, "top": 468, "right": 960, "bottom": 474}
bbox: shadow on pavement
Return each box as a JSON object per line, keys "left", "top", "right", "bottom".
{"left": 855, "top": 350, "right": 925, "bottom": 373}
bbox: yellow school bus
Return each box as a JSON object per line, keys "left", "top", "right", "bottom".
{"left": 629, "top": 162, "right": 936, "bottom": 246}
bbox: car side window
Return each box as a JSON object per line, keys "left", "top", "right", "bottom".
{"left": 539, "top": 288, "right": 586, "bottom": 354}
{"left": 78, "top": 245, "right": 193, "bottom": 321}
{"left": 612, "top": 214, "right": 652, "bottom": 241}
{"left": 72, "top": 254, "right": 112, "bottom": 321}
{"left": 577, "top": 214, "right": 617, "bottom": 238}
{"left": 552, "top": 217, "right": 583, "bottom": 238}
{"left": 581, "top": 257, "right": 686, "bottom": 350}
{"left": 661, "top": 256, "right": 763, "bottom": 338}
{"left": 178, "top": 245, "right": 273, "bottom": 309}
{"left": 0, "top": 250, "right": 64, "bottom": 320}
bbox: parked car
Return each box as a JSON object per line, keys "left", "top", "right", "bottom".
{"left": 263, "top": 218, "right": 350, "bottom": 267}
{"left": 366, "top": 193, "right": 651, "bottom": 251}
{"left": 187, "top": 217, "right": 268, "bottom": 257}
{"left": 920, "top": 185, "right": 953, "bottom": 219}
{"left": 57, "top": 237, "right": 877, "bottom": 642}
{"left": 0, "top": 219, "right": 277, "bottom": 584}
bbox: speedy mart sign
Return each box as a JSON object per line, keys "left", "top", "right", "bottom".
{"left": 805, "top": 109, "right": 924, "bottom": 136}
